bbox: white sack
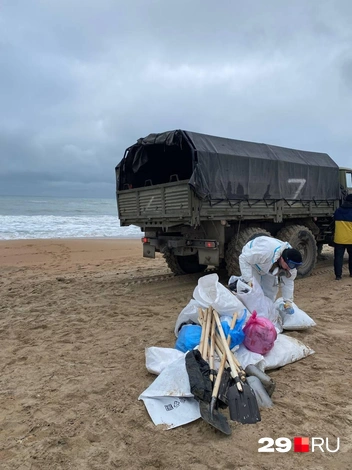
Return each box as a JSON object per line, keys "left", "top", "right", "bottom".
{"left": 234, "top": 344, "right": 265, "bottom": 370}
{"left": 140, "top": 397, "right": 200, "bottom": 429}
{"left": 274, "top": 297, "right": 316, "bottom": 330}
{"left": 174, "top": 299, "right": 203, "bottom": 338}
{"left": 262, "top": 334, "right": 315, "bottom": 370}
{"left": 234, "top": 277, "right": 283, "bottom": 332}
{"left": 145, "top": 347, "right": 185, "bottom": 375}
{"left": 140, "top": 355, "right": 192, "bottom": 398}
{"left": 193, "top": 273, "right": 247, "bottom": 317}
{"left": 139, "top": 355, "right": 201, "bottom": 429}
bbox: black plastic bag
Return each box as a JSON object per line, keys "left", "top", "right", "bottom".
{"left": 185, "top": 350, "right": 212, "bottom": 403}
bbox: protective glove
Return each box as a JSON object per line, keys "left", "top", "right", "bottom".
{"left": 279, "top": 301, "right": 294, "bottom": 315}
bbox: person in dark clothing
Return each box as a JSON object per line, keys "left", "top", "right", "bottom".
{"left": 333, "top": 194, "right": 352, "bottom": 280}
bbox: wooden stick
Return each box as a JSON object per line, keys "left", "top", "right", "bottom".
{"left": 198, "top": 308, "right": 207, "bottom": 358}
{"left": 213, "top": 313, "right": 237, "bottom": 370}
{"left": 210, "top": 312, "right": 239, "bottom": 405}
{"left": 199, "top": 311, "right": 240, "bottom": 372}
{"left": 198, "top": 315, "right": 215, "bottom": 366}
{"left": 214, "top": 332, "right": 246, "bottom": 381}
{"left": 213, "top": 309, "right": 242, "bottom": 391}
{"left": 209, "top": 315, "right": 215, "bottom": 381}
{"left": 202, "top": 306, "right": 212, "bottom": 361}
{"left": 197, "top": 307, "right": 203, "bottom": 323}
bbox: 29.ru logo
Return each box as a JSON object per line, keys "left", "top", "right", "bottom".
{"left": 258, "top": 437, "right": 340, "bottom": 453}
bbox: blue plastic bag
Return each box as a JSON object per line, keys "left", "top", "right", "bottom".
{"left": 175, "top": 324, "right": 202, "bottom": 353}
{"left": 221, "top": 315, "right": 246, "bottom": 349}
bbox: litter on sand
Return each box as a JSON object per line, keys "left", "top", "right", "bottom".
{"left": 139, "top": 273, "right": 315, "bottom": 434}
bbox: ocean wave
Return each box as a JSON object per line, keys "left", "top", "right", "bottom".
{"left": 0, "top": 215, "right": 142, "bottom": 240}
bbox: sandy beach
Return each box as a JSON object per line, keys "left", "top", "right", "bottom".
{"left": 1, "top": 238, "right": 351, "bottom": 469}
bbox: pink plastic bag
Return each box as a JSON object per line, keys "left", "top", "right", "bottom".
{"left": 243, "top": 311, "right": 277, "bottom": 355}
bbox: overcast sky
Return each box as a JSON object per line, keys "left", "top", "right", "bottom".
{"left": 1, "top": 0, "right": 352, "bottom": 198}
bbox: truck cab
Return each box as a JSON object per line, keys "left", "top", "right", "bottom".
{"left": 339, "top": 168, "right": 352, "bottom": 197}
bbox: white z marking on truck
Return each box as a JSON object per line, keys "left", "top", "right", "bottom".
{"left": 145, "top": 196, "right": 155, "bottom": 210}
{"left": 288, "top": 178, "right": 306, "bottom": 199}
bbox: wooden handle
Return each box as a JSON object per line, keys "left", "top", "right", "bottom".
{"left": 213, "top": 312, "right": 237, "bottom": 360}
{"left": 213, "top": 310, "right": 242, "bottom": 391}
{"left": 214, "top": 332, "right": 246, "bottom": 381}
{"left": 213, "top": 313, "right": 239, "bottom": 374}
{"left": 211, "top": 312, "right": 238, "bottom": 398}
{"left": 231, "top": 351, "right": 246, "bottom": 377}
{"left": 209, "top": 315, "right": 215, "bottom": 381}
{"left": 214, "top": 314, "right": 247, "bottom": 381}
{"left": 201, "top": 308, "right": 208, "bottom": 359}
{"left": 229, "top": 313, "right": 238, "bottom": 332}
{"left": 202, "top": 307, "right": 212, "bottom": 360}
{"left": 198, "top": 308, "right": 207, "bottom": 357}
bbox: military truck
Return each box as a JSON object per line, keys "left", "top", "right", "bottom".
{"left": 115, "top": 130, "right": 352, "bottom": 277}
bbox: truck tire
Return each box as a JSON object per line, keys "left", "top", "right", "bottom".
{"left": 163, "top": 251, "right": 207, "bottom": 275}
{"left": 225, "top": 227, "right": 271, "bottom": 276}
{"left": 276, "top": 225, "right": 317, "bottom": 277}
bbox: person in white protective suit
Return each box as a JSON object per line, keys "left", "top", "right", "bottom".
{"left": 239, "top": 235, "right": 303, "bottom": 314}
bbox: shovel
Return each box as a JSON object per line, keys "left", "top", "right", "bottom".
{"left": 209, "top": 314, "right": 216, "bottom": 383}
{"left": 198, "top": 400, "right": 231, "bottom": 435}
{"left": 214, "top": 334, "right": 261, "bottom": 423}
{"left": 227, "top": 382, "right": 261, "bottom": 424}
{"left": 198, "top": 308, "right": 232, "bottom": 435}
{"left": 214, "top": 336, "right": 265, "bottom": 412}
{"left": 210, "top": 313, "right": 237, "bottom": 412}
{"left": 213, "top": 310, "right": 261, "bottom": 425}
{"left": 214, "top": 313, "right": 238, "bottom": 407}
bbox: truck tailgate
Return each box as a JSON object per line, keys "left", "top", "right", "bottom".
{"left": 117, "top": 180, "right": 193, "bottom": 226}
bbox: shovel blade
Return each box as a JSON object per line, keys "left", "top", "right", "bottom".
{"left": 216, "top": 368, "right": 231, "bottom": 408}
{"left": 228, "top": 382, "right": 261, "bottom": 424}
{"left": 199, "top": 401, "right": 232, "bottom": 435}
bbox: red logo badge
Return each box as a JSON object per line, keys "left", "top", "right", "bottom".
{"left": 294, "top": 437, "right": 310, "bottom": 453}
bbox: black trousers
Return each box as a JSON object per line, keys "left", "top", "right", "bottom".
{"left": 334, "top": 244, "right": 352, "bottom": 277}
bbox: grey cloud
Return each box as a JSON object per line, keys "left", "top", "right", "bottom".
{"left": 1, "top": 0, "right": 352, "bottom": 198}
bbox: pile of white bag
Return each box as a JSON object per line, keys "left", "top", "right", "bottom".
{"left": 139, "top": 273, "right": 316, "bottom": 429}
{"left": 232, "top": 275, "right": 316, "bottom": 334}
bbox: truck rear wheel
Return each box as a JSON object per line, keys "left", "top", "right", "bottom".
{"left": 163, "top": 251, "right": 207, "bottom": 275}
{"left": 225, "top": 227, "right": 271, "bottom": 276}
{"left": 276, "top": 225, "right": 317, "bottom": 277}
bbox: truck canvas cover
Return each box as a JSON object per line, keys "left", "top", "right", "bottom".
{"left": 116, "top": 130, "right": 340, "bottom": 201}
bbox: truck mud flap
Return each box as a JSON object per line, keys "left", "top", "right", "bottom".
{"left": 198, "top": 248, "right": 219, "bottom": 266}
{"left": 143, "top": 243, "right": 155, "bottom": 259}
